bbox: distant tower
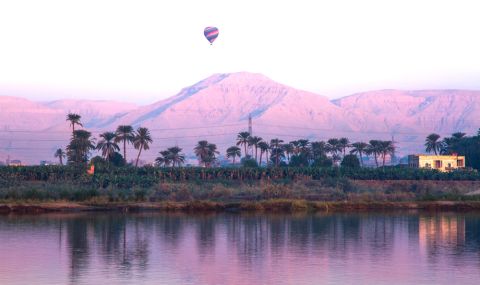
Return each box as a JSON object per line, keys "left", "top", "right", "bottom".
{"left": 248, "top": 113, "right": 253, "bottom": 136}
{"left": 391, "top": 134, "right": 397, "bottom": 165}
{"left": 248, "top": 114, "right": 253, "bottom": 156}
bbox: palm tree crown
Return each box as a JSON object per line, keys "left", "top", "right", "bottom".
{"left": 96, "top": 132, "right": 120, "bottom": 163}
{"left": 226, "top": 146, "right": 241, "bottom": 165}
{"left": 425, "top": 133, "right": 442, "bottom": 155}
{"left": 194, "top": 140, "right": 219, "bottom": 167}
{"left": 236, "top": 132, "right": 251, "bottom": 158}
{"left": 66, "top": 113, "right": 83, "bottom": 135}
{"left": 167, "top": 146, "right": 185, "bottom": 167}
{"left": 54, "top": 148, "right": 66, "bottom": 165}
{"left": 66, "top": 130, "right": 95, "bottom": 164}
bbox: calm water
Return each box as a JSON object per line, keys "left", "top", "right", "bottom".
{"left": 1, "top": 212, "right": 480, "bottom": 285}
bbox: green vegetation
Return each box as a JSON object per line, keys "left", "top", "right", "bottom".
{"left": 1, "top": 166, "right": 480, "bottom": 207}
{"left": 1, "top": 113, "right": 480, "bottom": 209}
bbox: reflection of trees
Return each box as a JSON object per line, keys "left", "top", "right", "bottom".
{"left": 66, "top": 217, "right": 90, "bottom": 283}
{"left": 196, "top": 214, "right": 216, "bottom": 257}
{"left": 6, "top": 210, "right": 480, "bottom": 284}
{"left": 64, "top": 214, "right": 151, "bottom": 282}
{"left": 155, "top": 213, "right": 185, "bottom": 249}
{"left": 465, "top": 214, "right": 480, "bottom": 251}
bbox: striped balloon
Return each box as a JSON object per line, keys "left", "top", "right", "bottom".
{"left": 204, "top": 27, "right": 219, "bottom": 44}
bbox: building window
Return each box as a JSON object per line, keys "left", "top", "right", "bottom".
{"left": 434, "top": 160, "right": 442, "bottom": 168}
{"left": 425, "top": 163, "right": 431, "bottom": 168}
{"left": 457, "top": 159, "right": 464, "bottom": 167}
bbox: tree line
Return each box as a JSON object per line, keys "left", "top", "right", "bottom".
{"left": 424, "top": 131, "right": 480, "bottom": 169}
{"left": 55, "top": 113, "right": 479, "bottom": 170}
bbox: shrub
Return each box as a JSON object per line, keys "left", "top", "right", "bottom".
{"left": 341, "top": 154, "right": 360, "bottom": 168}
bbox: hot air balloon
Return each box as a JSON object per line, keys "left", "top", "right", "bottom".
{"left": 204, "top": 27, "right": 219, "bottom": 45}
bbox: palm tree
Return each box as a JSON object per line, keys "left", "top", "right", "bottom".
{"left": 327, "top": 138, "right": 341, "bottom": 164}
{"left": 350, "top": 142, "right": 368, "bottom": 167}
{"left": 248, "top": 136, "right": 263, "bottom": 161}
{"left": 367, "top": 140, "right": 382, "bottom": 167}
{"left": 194, "top": 140, "right": 209, "bottom": 167}
{"left": 270, "top": 138, "right": 284, "bottom": 167}
{"left": 155, "top": 150, "right": 172, "bottom": 167}
{"left": 311, "top": 141, "right": 328, "bottom": 159}
{"left": 226, "top": 146, "right": 241, "bottom": 165}
{"left": 54, "top": 148, "right": 66, "bottom": 165}
{"left": 194, "top": 140, "right": 219, "bottom": 167}
{"left": 258, "top": 141, "right": 269, "bottom": 166}
{"left": 96, "top": 132, "right": 120, "bottom": 163}
{"left": 425, "top": 133, "right": 442, "bottom": 155}
{"left": 115, "top": 125, "right": 135, "bottom": 164}
{"left": 166, "top": 146, "right": 185, "bottom": 167}
{"left": 133, "top": 127, "right": 153, "bottom": 167}
{"left": 338, "top": 137, "right": 350, "bottom": 157}
{"left": 66, "top": 113, "right": 83, "bottom": 136}
{"left": 66, "top": 130, "right": 96, "bottom": 164}
{"left": 270, "top": 147, "right": 285, "bottom": 166}
{"left": 379, "top": 140, "right": 395, "bottom": 167}
{"left": 452, "top": 132, "right": 466, "bottom": 139}
{"left": 290, "top": 140, "right": 300, "bottom": 155}
{"left": 236, "top": 132, "right": 251, "bottom": 158}
{"left": 207, "top": 143, "right": 220, "bottom": 167}
{"left": 283, "top": 143, "right": 294, "bottom": 163}
{"left": 298, "top": 139, "right": 310, "bottom": 155}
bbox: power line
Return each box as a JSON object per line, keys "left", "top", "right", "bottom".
{"left": 0, "top": 123, "right": 245, "bottom": 133}
{"left": 254, "top": 123, "right": 476, "bottom": 136}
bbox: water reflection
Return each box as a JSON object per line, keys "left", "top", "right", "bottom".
{"left": 0, "top": 212, "right": 480, "bottom": 285}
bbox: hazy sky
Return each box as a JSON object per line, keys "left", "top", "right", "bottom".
{"left": 0, "top": 0, "right": 479, "bottom": 104}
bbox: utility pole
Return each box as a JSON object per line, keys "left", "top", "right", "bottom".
{"left": 391, "top": 134, "right": 397, "bottom": 165}
{"left": 248, "top": 113, "right": 252, "bottom": 136}
{"left": 248, "top": 114, "right": 253, "bottom": 156}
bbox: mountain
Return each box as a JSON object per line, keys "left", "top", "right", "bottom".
{"left": 1, "top": 72, "right": 479, "bottom": 164}
{"left": 333, "top": 89, "right": 480, "bottom": 134}
{"left": 0, "top": 98, "right": 137, "bottom": 164}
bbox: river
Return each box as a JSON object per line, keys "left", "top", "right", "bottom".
{"left": 0, "top": 212, "right": 479, "bottom": 285}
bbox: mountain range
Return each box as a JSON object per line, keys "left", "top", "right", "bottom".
{"left": 1, "top": 72, "right": 479, "bottom": 165}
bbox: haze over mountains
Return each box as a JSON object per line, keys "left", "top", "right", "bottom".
{"left": 1, "top": 72, "right": 479, "bottom": 165}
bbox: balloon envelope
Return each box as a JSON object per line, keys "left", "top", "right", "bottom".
{"left": 204, "top": 27, "right": 219, "bottom": 44}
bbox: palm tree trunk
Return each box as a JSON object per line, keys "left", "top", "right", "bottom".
{"left": 244, "top": 144, "right": 247, "bottom": 158}
{"left": 259, "top": 151, "right": 263, "bottom": 166}
{"left": 359, "top": 152, "right": 363, "bottom": 167}
{"left": 374, "top": 153, "right": 379, "bottom": 167}
{"left": 123, "top": 139, "right": 127, "bottom": 164}
{"left": 382, "top": 153, "right": 386, "bottom": 167}
{"left": 233, "top": 156, "right": 236, "bottom": 165}
{"left": 135, "top": 144, "right": 143, "bottom": 167}
{"left": 255, "top": 147, "right": 258, "bottom": 162}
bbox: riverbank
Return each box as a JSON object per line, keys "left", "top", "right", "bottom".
{"left": 3, "top": 200, "right": 480, "bottom": 214}
{"left": 3, "top": 177, "right": 480, "bottom": 213}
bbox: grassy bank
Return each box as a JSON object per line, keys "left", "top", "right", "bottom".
{"left": 2, "top": 166, "right": 480, "bottom": 213}
{"left": 1, "top": 178, "right": 480, "bottom": 214}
